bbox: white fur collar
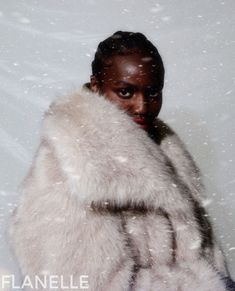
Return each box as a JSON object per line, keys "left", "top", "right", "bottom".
{"left": 41, "top": 88, "right": 193, "bottom": 214}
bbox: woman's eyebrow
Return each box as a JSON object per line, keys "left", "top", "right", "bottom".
{"left": 114, "top": 81, "right": 159, "bottom": 90}
{"left": 115, "top": 80, "right": 137, "bottom": 87}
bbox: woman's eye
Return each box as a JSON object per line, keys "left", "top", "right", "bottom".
{"left": 117, "top": 88, "right": 133, "bottom": 99}
{"left": 147, "top": 88, "right": 159, "bottom": 98}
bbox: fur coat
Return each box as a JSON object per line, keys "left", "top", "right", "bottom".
{"left": 8, "top": 87, "right": 230, "bottom": 291}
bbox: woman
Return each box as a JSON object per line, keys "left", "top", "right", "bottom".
{"left": 9, "top": 31, "right": 234, "bottom": 290}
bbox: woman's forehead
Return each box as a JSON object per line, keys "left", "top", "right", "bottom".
{"left": 107, "top": 53, "right": 156, "bottom": 66}
{"left": 102, "top": 54, "right": 161, "bottom": 81}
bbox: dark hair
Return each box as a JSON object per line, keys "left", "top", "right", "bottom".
{"left": 91, "top": 31, "right": 165, "bottom": 90}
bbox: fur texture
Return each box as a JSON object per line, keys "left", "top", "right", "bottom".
{"left": 8, "top": 88, "right": 229, "bottom": 290}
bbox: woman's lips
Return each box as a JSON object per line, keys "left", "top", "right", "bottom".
{"left": 132, "top": 117, "right": 149, "bottom": 130}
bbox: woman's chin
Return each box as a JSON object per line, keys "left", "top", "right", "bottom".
{"left": 137, "top": 123, "right": 149, "bottom": 131}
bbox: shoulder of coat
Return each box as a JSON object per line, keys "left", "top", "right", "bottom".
{"left": 151, "top": 118, "right": 177, "bottom": 145}
{"left": 151, "top": 118, "right": 191, "bottom": 157}
{"left": 41, "top": 85, "right": 104, "bottom": 130}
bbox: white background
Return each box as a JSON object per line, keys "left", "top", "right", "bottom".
{"left": 0, "top": 0, "right": 234, "bottom": 286}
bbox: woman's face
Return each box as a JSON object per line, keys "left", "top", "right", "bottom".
{"left": 90, "top": 53, "right": 163, "bottom": 131}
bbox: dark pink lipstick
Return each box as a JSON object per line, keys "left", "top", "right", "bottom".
{"left": 132, "top": 117, "right": 149, "bottom": 130}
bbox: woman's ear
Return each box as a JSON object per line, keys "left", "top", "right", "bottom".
{"left": 90, "top": 75, "right": 99, "bottom": 93}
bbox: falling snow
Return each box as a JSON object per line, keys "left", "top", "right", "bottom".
{"left": 0, "top": 0, "right": 234, "bottom": 286}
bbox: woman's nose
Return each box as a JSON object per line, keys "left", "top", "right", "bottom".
{"left": 134, "top": 93, "right": 147, "bottom": 115}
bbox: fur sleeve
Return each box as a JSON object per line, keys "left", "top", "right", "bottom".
{"left": 154, "top": 118, "right": 205, "bottom": 200}
{"left": 8, "top": 139, "right": 135, "bottom": 291}
{"left": 155, "top": 119, "right": 229, "bottom": 277}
